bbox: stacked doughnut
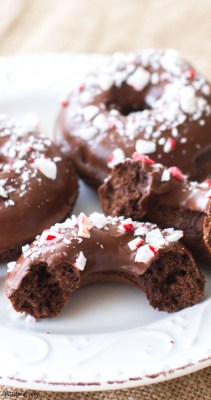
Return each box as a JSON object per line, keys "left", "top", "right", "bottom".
{"left": 5, "top": 49, "right": 211, "bottom": 319}
{"left": 55, "top": 49, "right": 211, "bottom": 186}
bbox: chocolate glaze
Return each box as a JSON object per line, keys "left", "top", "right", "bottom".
{"left": 6, "top": 214, "right": 205, "bottom": 318}
{"left": 99, "top": 157, "right": 211, "bottom": 263}
{"left": 54, "top": 50, "right": 211, "bottom": 187}
{"left": 0, "top": 115, "right": 78, "bottom": 262}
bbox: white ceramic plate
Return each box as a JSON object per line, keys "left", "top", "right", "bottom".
{"left": 0, "top": 54, "right": 210, "bottom": 392}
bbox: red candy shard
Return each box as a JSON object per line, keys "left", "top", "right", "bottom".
{"left": 164, "top": 138, "right": 176, "bottom": 153}
{"left": 132, "top": 152, "right": 155, "bottom": 165}
{"left": 204, "top": 179, "right": 211, "bottom": 187}
{"left": 79, "top": 84, "right": 85, "bottom": 92}
{"left": 187, "top": 69, "right": 196, "bottom": 79}
{"left": 123, "top": 223, "right": 134, "bottom": 232}
{"left": 168, "top": 166, "right": 185, "bottom": 182}
{"left": 136, "top": 239, "right": 144, "bottom": 248}
{"left": 60, "top": 98, "right": 69, "bottom": 108}
{"left": 149, "top": 245, "right": 157, "bottom": 256}
{"left": 46, "top": 234, "right": 56, "bottom": 241}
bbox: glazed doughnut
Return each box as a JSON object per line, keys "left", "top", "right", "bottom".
{"left": 0, "top": 115, "right": 78, "bottom": 262}
{"left": 55, "top": 49, "right": 211, "bottom": 187}
{"left": 6, "top": 213, "right": 205, "bottom": 319}
{"left": 99, "top": 154, "right": 211, "bottom": 264}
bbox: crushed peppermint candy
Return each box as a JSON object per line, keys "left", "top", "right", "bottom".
{"left": 132, "top": 152, "right": 155, "bottom": 165}
{"left": 206, "top": 189, "right": 211, "bottom": 199}
{"left": 78, "top": 213, "right": 92, "bottom": 238}
{"left": 7, "top": 261, "right": 16, "bottom": 273}
{"left": 180, "top": 86, "right": 196, "bottom": 114}
{"left": 163, "top": 138, "right": 176, "bottom": 153}
{"left": 135, "top": 140, "right": 156, "bottom": 155}
{"left": 34, "top": 158, "right": 57, "bottom": 180}
{"left": 168, "top": 166, "right": 185, "bottom": 181}
{"left": 135, "top": 244, "right": 156, "bottom": 263}
{"left": 108, "top": 148, "right": 126, "bottom": 168}
{"left": 127, "top": 67, "right": 150, "bottom": 91}
{"left": 83, "top": 105, "right": 99, "bottom": 121}
{"left": 161, "top": 169, "right": 171, "bottom": 182}
{"left": 89, "top": 212, "right": 108, "bottom": 229}
{"left": 145, "top": 228, "right": 167, "bottom": 247}
{"left": 0, "top": 186, "right": 8, "bottom": 199}
{"left": 74, "top": 251, "right": 87, "bottom": 271}
{"left": 164, "top": 229, "right": 183, "bottom": 242}
{"left": 128, "top": 237, "right": 144, "bottom": 251}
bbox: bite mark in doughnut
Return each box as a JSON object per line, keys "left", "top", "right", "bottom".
{"left": 99, "top": 155, "right": 211, "bottom": 264}
{"left": 0, "top": 115, "right": 78, "bottom": 262}
{"left": 55, "top": 49, "right": 211, "bottom": 187}
{"left": 6, "top": 213, "right": 205, "bottom": 319}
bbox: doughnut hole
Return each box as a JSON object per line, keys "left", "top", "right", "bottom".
{"left": 104, "top": 81, "right": 165, "bottom": 115}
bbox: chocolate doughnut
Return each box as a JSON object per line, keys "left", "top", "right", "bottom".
{"left": 55, "top": 49, "right": 211, "bottom": 187}
{"left": 99, "top": 154, "right": 211, "bottom": 264}
{"left": 6, "top": 213, "right": 205, "bottom": 319}
{"left": 0, "top": 115, "right": 78, "bottom": 262}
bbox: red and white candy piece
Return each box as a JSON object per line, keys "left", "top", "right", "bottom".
{"left": 119, "top": 218, "right": 134, "bottom": 232}
{"left": 128, "top": 237, "right": 144, "bottom": 251}
{"left": 59, "top": 97, "right": 69, "bottom": 108}
{"left": 132, "top": 152, "right": 155, "bottom": 165}
{"left": 135, "top": 244, "right": 156, "bottom": 263}
{"left": 146, "top": 228, "right": 167, "bottom": 247}
{"left": 163, "top": 138, "right": 176, "bottom": 153}
{"left": 206, "top": 189, "right": 211, "bottom": 199}
{"left": 78, "top": 213, "right": 92, "bottom": 238}
{"left": 168, "top": 166, "right": 185, "bottom": 182}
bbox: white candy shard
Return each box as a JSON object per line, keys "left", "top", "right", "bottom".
{"left": 161, "top": 169, "right": 171, "bottom": 182}
{"left": 89, "top": 212, "right": 108, "bottom": 229}
{"left": 164, "top": 229, "right": 183, "bottom": 242}
{"left": 127, "top": 67, "right": 150, "bottom": 91}
{"left": 135, "top": 140, "right": 156, "bottom": 154}
{"left": 146, "top": 228, "right": 167, "bottom": 247}
{"left": 93, "top": 114, "right": 110, "bottom": 131}
{"left": 160, "top": 50, "right": 183, "bottom": 75}
{"left": 74, "top": 251, "right": 87, "bottom": 271}
{"left": 7, "top": 261, "right": 16, "bottom": 273}
{"left": 134, "top": 225, "right": 148, "bottom": 236}
{"left": 108, "top": 148, "right": 126, "bottom": 168}
{"left": 97, "top": 75, "right": 114, "bottom": 91}
{"left": 135, "top": 244, "right": 155, "bottom": 263}
{"left": 83, "top": 105, "right": 99, "bottom": 121}
{"left": 78, "top": 126, "right": 98, "bottom": 140}
{"left": 34, "top": 158, "right": 57, "bottom": 180}
{"left": 0, "top": 186, "right": 8, "bottom": 199}
{"left": 180, "top": 86, "right": 196, "bottom": 114}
